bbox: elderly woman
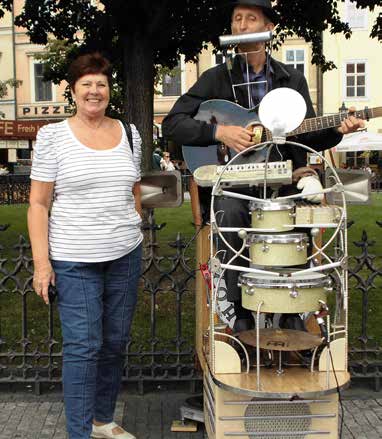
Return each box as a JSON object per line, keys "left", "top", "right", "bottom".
{"left": 28, "top": 52, "right": 141, "bottom": 439}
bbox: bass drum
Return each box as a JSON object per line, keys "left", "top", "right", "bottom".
{"left": 239, "top": 271, "right": 332, "bottom": 313}
{"left": 249, "top": 199, "right": 295, "bottom": 232}
{"left": 248, "top": 232, "right": 308, "bottom": 267}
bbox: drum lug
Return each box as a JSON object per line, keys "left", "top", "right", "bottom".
{"left": 261, "top": 241, "right": 270, "bottom": 252}
{"left": 245, "top": 287, "right": 255, "bottom": 296}
{"left": 256, "top": 210, "right": 263, "bottom": 220}
{"left": 296, "top": 244, "right": 305, "bottom": 252}
{"left": 289, "top": 212, "right": 296, "bottom": 218}
{"left": 289, "top": 287, "right": 299, "bottom": 298}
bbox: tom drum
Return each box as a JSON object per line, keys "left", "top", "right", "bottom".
{"left": 239, "top": 271, "right": 332, "bottom": 313}
{"left": 248, "top": 232, "right": 309, "bottom": 267}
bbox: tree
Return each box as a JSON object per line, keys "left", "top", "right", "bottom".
{"left": 0, "top": 79, "right": 22, "bottom": 99}
{"left": 0, "top": 79, "right": 22, "bottom": 118}
{"left": 0, "top": 0, "right": 381, "bottom": 168}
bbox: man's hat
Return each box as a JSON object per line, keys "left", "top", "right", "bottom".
{"left": 231, "top": 0, "right": 279, "bottom": 24}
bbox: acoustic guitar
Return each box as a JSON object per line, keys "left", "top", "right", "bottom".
{"left": 182, "top": 99, "right": 382, "bottom": 173}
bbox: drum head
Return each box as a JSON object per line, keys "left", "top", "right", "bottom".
{"left": 248, "top": 232, "right": 309, "bottom": 244}
{"left": 249, "top": 199, "right": 295, "bottom": 211}
{"left": 239, "top": 271, "right": 329, "bottom": 288}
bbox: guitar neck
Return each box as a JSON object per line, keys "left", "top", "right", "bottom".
{"left": 263, "top": 106, "right": 382, "bottom": 140}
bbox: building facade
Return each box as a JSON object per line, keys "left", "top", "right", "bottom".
{"left": 322, "top": 0, "right": 382, "bottom": 169}
{"left": 1, "top": 0, "right": 381, "bottom": 172}
{"left": 0, "top": 1, "right": 69, "bottom": 170}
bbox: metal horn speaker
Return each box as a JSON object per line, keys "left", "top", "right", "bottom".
{"left": 140, "top": 171, "right": 183, "bottom": 208}
{"left": 325, "top": 168, "right": 371, "bottom": 205}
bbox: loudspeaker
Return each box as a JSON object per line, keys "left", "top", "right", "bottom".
{"left": 140, "top": 171, "right": 183, "bottom": 208}
{"left": 204, "top": 371, "right": 339, "bottom": 439}
{"left": 325, "top": 168, "right": 371, "bottom": 205}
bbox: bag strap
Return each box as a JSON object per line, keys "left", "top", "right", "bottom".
{"left": 121, "top": 120, "right": 134, "bottom": 153}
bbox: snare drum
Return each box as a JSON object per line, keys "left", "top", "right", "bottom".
{"left": 312, "top": 205, "right": 341, "bottom": 224}
{"left": 239, "top": 272, "right": 332, "bottom": 313}
{"left": 295, "top": 204, "right": 341, "bottom": 225}
{"left": 248, "top": 233, "right": 309, "bottom": 266}
{"left": 249, "top": 199, "right": 295, "bottom": 231}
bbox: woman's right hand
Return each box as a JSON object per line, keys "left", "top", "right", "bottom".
{"left": 33, "top": 263, "right": 55, "bottom": 304}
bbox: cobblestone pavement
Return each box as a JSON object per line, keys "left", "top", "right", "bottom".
{"left": 0, "top": 390, "right": 381, "bottom": 438}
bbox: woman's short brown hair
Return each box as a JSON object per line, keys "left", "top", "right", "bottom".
{"left": 67, "top": 52, "right": 112, "bottom": 91}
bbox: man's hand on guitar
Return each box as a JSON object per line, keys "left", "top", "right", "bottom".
{"left": 337, "top": 106, "right": 365, "bottom": 134}
{"left": 215, "top": 125, "right": 254, "bottom": 153}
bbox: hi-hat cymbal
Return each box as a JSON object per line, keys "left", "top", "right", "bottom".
{"left": 237, "top": 328, "right": 323, "bottom": 351}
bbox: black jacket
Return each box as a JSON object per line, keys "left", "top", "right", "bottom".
{"left": 162, "top": 56, "right": 343, "bottom": 169}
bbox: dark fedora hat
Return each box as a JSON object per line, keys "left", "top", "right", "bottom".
{"left": 231, "top": 0, "right": 279, "bottom": 24}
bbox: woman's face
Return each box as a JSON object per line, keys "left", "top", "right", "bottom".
{"left": 72, "top": 73, "right": 110, "bottom": 118}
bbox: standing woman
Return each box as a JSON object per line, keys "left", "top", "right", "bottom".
{"left": 28, "top": 52, "right": 141, "bottom": 439}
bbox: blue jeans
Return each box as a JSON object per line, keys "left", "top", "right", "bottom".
{"left": 52, "top": 244, "right": 142, "bottom": 439}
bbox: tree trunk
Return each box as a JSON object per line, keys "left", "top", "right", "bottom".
{"left": 122, "top": 33, "right": 154, "bottom": 172}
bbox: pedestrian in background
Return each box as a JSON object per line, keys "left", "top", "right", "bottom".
{"left": 160, "top": 151, "right": 176, "bottom": 171}
{"left": 152, "top": 147, "right": 163, "bottom": 170}
{"left": 28, "top": 52, "right": 141, "bottom": 439}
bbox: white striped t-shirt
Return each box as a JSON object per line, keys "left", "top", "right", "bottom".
{"left": 30, "top": 119, "right": 143, "bottom": 262}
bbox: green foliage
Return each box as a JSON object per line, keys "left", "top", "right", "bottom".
{"left": 0, "top": 78, "right": 22, "bottom": 99}
{"left": 155, "top": 65, "right": 182, "bottom": 95}
{"left": 34, "top": 39, "right": 75, "bottom": 85}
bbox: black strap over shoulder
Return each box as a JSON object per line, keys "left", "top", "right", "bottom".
{"left": 121, "top": 120, "right": 134, "bottom": 153}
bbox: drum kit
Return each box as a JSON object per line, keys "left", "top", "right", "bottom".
{"left": 196, "top": 88, "right": 361, "bottom": 439}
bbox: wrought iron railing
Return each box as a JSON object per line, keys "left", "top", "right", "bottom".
{"left": 347, "top": 224, "right": 382, "bottom": 391}
{"left": 0, "top": 212, "right": 199, "bottom": 394}
{"left": 0, "top": 174, "right": 30, "bottom": 205}
{"left": 0, "top": 203, "right": 381, "bottom": 392}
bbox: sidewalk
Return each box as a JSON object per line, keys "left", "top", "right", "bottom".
{"left": 0, "top": 387, "right": 381, "bottom": 439}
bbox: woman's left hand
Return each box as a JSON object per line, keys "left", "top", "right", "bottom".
{"left": 33, "top": 262, "right": 55, "bottom": 304}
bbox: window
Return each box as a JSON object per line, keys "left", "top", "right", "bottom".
{"left": 34, "top": 63, "right": 52, "bottom": 102}
{"left": 17, "top": 149, "right": 32, "bottom": 160}
{"left": 346, "top": 151, "right": 365, "bottom": 168}
{"left": 162, "top": 62, "right": 181, "bottom": 97}
{"left": 345, "top": 0, "right": 367, "bottom": 30}
{"left": 285, "top": 49, "right": 305, "bottom": 75}
{"left": 345, "top": 62, "right": 366, "bottom": 98}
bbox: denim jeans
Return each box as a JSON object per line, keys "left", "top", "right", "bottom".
{"left": 52, "top": 244, "right": 142, "bottom": 439}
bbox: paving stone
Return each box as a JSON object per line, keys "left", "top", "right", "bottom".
{"left": 1, "top": 393, "right": 382, "bottom": 438}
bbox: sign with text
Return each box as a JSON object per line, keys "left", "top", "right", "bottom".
{"left": 18, "top": 104, "right": 72, "bottom": 119}
{"left": 0, "top": 120, "right": 49, "bottom": 140}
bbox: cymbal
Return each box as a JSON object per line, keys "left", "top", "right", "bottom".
{"left": 237, "top": 328, "right": 323, "bottom": 351}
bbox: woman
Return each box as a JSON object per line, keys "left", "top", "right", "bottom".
{"left": 160, "top": 152, "right": 176, "bottom": 171}
{"left": 28, "top": 52, "right": 141, "bottom": 439}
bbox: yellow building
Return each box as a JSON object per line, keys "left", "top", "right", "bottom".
{"left": 0, "top": 1, "right": 69, "bottom": 168}
{"left": 323, "top": 0, "right": 382, "bottom": 169}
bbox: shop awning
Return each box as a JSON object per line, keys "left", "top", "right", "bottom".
{"left": 333, "top": 131, "right": 382, "bottom": 152}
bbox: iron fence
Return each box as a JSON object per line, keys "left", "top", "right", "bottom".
{"left": 0, "top": 175, "right": 31, "bottom": 205}
{"left": 0, "top": 194, "right": 381, "bottom": 392}
{"left": 347, "top": 224, "right": 382, "bottom": 391}
{"left": 0, "top": 212, "right": 199, "bottom": 394}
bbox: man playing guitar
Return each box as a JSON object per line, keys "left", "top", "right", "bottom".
{"left": 162, "top": 0, "right": 364, "bottom": 333}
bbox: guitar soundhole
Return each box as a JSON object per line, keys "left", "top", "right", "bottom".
{"left": 217, "top": 143, "right": 231, "bottom": 165}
